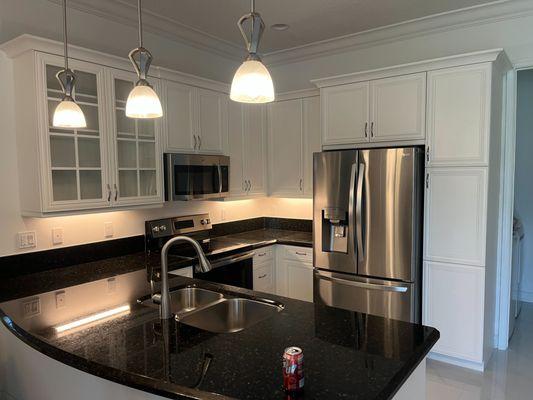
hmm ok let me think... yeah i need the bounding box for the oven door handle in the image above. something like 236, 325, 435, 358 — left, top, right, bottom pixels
209, 251, 255, 270
217, 164, 223, 193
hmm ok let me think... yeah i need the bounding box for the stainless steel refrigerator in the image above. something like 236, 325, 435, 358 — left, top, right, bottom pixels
313, 147, 423, 323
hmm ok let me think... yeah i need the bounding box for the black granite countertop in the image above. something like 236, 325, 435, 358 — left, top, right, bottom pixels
0, 270, 439, 400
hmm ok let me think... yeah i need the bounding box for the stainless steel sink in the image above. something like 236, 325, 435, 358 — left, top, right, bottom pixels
140, 287, 223, 315
178, 297, 283, 333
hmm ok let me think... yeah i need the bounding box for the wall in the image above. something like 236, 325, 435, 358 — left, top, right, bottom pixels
514, 69, 533, 302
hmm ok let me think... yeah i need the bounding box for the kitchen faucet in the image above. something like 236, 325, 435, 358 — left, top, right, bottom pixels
158, 236, 212, 320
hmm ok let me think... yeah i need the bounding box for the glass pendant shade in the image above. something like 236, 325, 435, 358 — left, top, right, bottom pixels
125, 83, 163, 118
230, 59, 275, 104
53, 98, 87, 128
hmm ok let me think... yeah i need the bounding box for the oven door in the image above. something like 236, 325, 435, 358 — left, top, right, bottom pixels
194, 251, 254, 290
165, 153, 229, 201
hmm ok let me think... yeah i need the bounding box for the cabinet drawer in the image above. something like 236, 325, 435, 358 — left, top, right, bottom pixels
282, 246, 313, 264
253, 263, 274, 293
254, 246, 274, 262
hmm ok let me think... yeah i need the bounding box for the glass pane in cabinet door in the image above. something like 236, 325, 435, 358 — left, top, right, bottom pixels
138, 142, 155, 168
115, 79, 133, 104
140, 170, 157, 196
79, 170, 102, 199
50, 136, 76, 168
116, 109, 135, 137
46, 65, 62, 92
137, 119, 155, 138
117, 140, 137, 168
79, 104, 99, 132
52, 170, 77, 201
119, 170, 138, 197
74, 70, 97, 102
78, 137, 101, 168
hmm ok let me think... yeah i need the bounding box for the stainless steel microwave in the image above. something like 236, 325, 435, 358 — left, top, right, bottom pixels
164, 153, 229, 201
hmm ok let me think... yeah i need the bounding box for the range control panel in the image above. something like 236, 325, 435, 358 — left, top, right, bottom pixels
146, 213, 212, 239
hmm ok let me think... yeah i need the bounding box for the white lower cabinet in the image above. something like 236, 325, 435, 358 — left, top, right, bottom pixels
275, 245, 314, 302
423, 261, 484, 363
253, 247, 275, 294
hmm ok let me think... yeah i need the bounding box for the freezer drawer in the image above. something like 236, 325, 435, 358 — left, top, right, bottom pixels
314, 270, 419, 323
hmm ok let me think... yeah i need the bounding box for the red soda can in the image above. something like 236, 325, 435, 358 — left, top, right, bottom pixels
283, 346, 304, 392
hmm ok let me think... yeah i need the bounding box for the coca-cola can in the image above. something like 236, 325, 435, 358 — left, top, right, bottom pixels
283, 346, 304, 392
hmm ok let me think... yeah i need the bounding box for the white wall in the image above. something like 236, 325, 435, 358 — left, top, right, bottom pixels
514, 69, 533, 303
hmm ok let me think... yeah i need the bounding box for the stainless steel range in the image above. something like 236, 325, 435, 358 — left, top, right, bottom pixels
145, 213, 254, 289
313, 147, 424, 323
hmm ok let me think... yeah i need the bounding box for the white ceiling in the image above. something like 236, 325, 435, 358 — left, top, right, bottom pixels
111, 0, 501, 53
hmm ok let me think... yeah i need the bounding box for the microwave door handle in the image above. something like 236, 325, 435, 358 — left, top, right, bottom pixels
348, 163, 357, 260
217, 164, 223, 193
316, 271, 408, 293
356, 162, 365, 263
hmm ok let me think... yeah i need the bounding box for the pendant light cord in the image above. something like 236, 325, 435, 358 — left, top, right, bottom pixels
251, 0, 255, 13
62, 0, 68, 70
137, 0, 143, 48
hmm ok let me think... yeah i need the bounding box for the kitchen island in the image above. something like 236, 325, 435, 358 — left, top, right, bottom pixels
0, 267, 438, 400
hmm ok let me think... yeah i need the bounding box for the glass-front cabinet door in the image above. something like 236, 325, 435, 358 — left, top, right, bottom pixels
109, 70, 163, 206
41, 54, 110, 211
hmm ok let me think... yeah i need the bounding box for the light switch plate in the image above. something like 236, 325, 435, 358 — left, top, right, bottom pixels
18, 231, 36, 249
22, 297, 40, 318
107, 277, 117, 293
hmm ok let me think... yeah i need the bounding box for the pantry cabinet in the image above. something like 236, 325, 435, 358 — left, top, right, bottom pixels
226, 102, 267, 197
163, 82, 226, 154
320, 73, 426, 147
12, 51, 163, 215
267, 96, 320, 198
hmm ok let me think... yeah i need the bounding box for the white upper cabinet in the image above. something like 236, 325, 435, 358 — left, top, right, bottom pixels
424, 167, 488, 266
243, 104, 267, 196
163, 81, 196, 152
370, 73, 426, 142
426, 64, 491, 166
162, 82, 226, 154
303, 96, 321, 197
108, 69, 163, 206
227, 101, 246, 196
268, 99, 304, 196
322, 82, 370, 146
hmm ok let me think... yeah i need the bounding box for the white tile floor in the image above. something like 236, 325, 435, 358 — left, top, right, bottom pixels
427, 302, 533, 400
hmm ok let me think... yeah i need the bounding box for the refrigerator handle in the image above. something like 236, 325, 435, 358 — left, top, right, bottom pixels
356, 162, 365, 263
315, 271, 408, 293
348, 163, 357, 258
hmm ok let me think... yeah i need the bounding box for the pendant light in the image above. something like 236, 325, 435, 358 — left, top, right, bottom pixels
53, 0, 86, 128
230, 0, 275, 104
125, 0, 163, 119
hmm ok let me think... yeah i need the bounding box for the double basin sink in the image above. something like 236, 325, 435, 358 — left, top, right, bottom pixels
140, 287, 284, 333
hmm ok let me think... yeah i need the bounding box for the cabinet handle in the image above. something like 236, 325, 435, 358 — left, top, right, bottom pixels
114, 184, 118, 201
257, 252, 267, 257
364, 122, 368, 138
193, 135, 197, 149
299, 178, 303, 191
258, 274, 267, 279
106, 184, 111, 202
370, 122, 374, 137
426, 172, 430, 189
198, 135, 202, 149
295, 251, 307, 256
247, 180, 251, 191
426, 146, 430, 163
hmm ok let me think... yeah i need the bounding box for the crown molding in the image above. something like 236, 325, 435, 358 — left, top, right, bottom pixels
45, 0, 244, 62
275, 88, 319, 102
312, 49, 505, 88
264, 0, 533, 67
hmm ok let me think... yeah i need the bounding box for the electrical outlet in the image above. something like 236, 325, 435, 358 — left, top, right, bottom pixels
221, 209, 226, 221
22, 297, 40, 318
52, 228, 63, 245
18, 231, 36, 249
107, 277, 117, 294
104, 222, 114, 238
55, 291, 66, 309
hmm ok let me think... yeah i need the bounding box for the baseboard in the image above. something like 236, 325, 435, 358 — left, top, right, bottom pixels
427, 352, 485, 372
518, 290, 533, 303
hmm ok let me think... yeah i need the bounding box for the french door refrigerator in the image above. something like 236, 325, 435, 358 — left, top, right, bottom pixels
313, 147, 424, 323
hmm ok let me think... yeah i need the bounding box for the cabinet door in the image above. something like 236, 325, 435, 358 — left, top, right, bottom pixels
109, 70, 163, 206
424, 168, 487, 266
286, 260, 314, 302
268, 99, 303, 196
370, 73, 426, 142
197, 88, 226, 154
243, 104, 267, 195
227, 101, 246, 196
423, 261, 484, 363
253, 260, 275, 294
163, 80, 195, 152
427, 64, 491, 166
303, 96, 321, 197
41, 55, 110, 211
321, 82, 369, 146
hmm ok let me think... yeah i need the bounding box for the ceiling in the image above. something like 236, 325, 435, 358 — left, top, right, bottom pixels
111, 0, 502, 54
